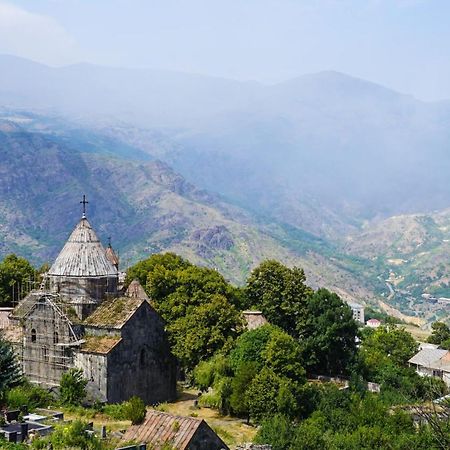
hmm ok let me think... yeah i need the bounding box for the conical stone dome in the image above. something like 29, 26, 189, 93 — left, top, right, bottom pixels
49, 218, 118, 277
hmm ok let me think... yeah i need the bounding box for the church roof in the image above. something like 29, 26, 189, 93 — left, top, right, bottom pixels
80, 335, 122, 354
105, 245, 119, 267
48, 218, 118, 278
125, 279, 150, 302
84, 295, 145, 329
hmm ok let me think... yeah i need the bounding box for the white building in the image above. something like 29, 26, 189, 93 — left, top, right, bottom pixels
347, 301, 365, 324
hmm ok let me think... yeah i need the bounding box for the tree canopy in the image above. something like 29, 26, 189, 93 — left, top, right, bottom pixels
0, 337, 22, 404
0, 254, 37, 306
126, 253, 244, 370
298, 288, 359, 375
246, 260, 312, 336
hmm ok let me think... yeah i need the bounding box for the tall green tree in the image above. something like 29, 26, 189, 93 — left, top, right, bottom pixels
361, 325, 418, 371
229, 324, 279, 371
427, 322, 450, 347
60, 368, 87, 406
298, 288, 358, 375
0, 254, 36, 305
0, 337, 22, 403
168, 294, 242, 370
246, 260, 313, 336
127, 254, 244, 370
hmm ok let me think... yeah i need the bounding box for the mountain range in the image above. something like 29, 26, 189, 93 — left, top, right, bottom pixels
1, 55, 450, 323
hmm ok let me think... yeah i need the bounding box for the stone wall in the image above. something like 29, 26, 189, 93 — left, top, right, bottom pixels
106, 303, 177, 404
74, 352, 108, 402
188, 421, 229, 450
21, 298, 75, 386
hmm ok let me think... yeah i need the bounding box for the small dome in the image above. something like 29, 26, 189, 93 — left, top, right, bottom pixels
49, 218, 118, 277
105, 245, 119, 268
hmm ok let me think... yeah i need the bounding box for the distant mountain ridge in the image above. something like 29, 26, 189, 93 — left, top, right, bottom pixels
2, 56, 450, 322
0, 113, 381, 311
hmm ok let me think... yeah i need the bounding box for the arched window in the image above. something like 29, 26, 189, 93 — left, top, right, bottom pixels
31, 329, 36, 343
42, 347, 48, 361
53, 331, 59, 344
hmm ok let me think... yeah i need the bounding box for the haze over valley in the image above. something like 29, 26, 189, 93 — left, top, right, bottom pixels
1, 54, 450, 323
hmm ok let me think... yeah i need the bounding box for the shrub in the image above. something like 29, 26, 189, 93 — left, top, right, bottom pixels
60, 368, 87, 406
123, 396, 146, 425
103, 402, 127, 420
7, 383, 51, 410
49, 419, 102, 449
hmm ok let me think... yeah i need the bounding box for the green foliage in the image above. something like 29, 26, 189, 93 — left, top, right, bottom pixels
254, 414, 293, 450
246, 368, 279, 421
193, 353, 231, 391
7, 383, 51, 410
122, 396, 146, 425
360, 325, 418, 379
0, 438, 27, 450
229, 362, 258, 418
0, 254, 37, 306
125, 252, 190, 288
45, 419, 102, 449
60, 368, 87, 406
0, 337, 22, 403
168, 294, 242, 370
229, 324, 279, 371
298, 288, 358, 375
126, 253, 244, 370
246, 260, 313, 336
263, 329, 306, 383
427, 321, 450, 346
254, 392, 448, 450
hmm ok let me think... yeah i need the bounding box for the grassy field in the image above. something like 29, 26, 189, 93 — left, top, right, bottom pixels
60, 388, 256, 449
401, 323, 431, 342
154, 389, 257, 448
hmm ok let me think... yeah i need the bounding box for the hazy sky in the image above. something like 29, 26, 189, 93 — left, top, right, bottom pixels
1, 0, 449, 101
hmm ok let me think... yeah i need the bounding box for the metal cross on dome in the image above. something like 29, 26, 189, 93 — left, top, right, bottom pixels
80, 194, 89, 218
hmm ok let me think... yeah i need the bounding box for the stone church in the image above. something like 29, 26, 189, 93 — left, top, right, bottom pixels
3, 205, 177, 404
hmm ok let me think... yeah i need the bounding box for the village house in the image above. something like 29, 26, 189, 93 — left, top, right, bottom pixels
408, 345, 450, 387
1, 199, 177, 404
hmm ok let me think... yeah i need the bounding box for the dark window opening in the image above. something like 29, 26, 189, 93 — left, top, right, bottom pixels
42, 347, 48, 361
31, 329, 36, 343
53, 331, 59, 344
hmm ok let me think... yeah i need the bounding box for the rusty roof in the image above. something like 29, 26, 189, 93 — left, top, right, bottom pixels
48, 218, 118, 278
122, 410, 226, 450
80, 335, 122, 354
84, 295, 144, 328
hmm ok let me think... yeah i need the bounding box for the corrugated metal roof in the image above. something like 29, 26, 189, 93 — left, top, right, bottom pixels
121, 410, 203, 450
48, 218, 118, 277
409, 348, 450, 371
